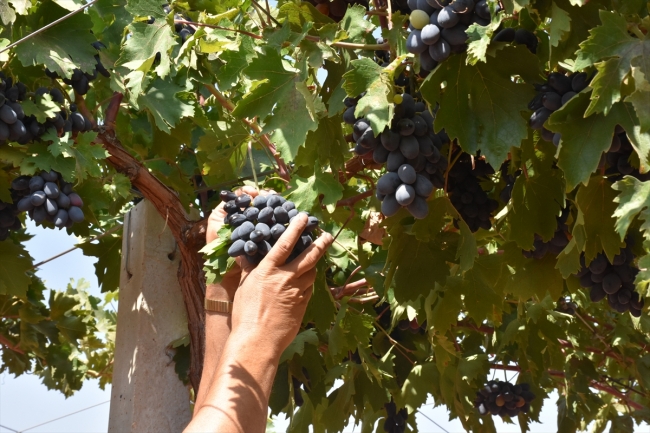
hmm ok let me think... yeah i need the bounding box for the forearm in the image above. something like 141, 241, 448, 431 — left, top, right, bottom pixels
194, 282, 237, 410
185, 329, 280, 433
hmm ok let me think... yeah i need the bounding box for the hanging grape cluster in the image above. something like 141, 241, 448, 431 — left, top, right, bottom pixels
474, 381, 535, 418
221, 191, 320, 265
528, 71, 591, 145
448, 152, 498, 232
604, 126, 650, 182
492, 27, 539, 53
406, 0, 493, 74
522, 209, 570, 259
1, 171, 86, 240
45, 41, 110, 95
383, 401, 408, 433
576, 247, 645, 316
345, 93, 446, 219
0, 73, 94, 145
555, 297, 578, 315
306, 0, 369, 21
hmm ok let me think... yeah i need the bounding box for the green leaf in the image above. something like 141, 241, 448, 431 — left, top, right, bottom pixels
286, 168, 343, 214
78, 232, 122, 293
339, 4, 374, 43
21, 94, 61, 123
342, 58, 394, 135
14, 2, 98, 77
575, 11, 650, 116
0, 239, 33, 297
232, 48, 298, 120
612, 176, 650, 241
421, 46, 539, 166
280, 329, 319, 363
216, 36, 256, 90
125, 0, 166, 19
138, 79, 195, 133
396, 363, 438, 412
117, 22, 176, 78
574, 176, 623, 262
625, 63, 650, 134
549, 1, 571, 47
263, 82, 322, 162
507, 160, 565, 250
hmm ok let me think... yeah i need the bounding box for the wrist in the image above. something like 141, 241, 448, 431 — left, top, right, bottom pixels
227, 327, 283, 362
206, 283, 235, 301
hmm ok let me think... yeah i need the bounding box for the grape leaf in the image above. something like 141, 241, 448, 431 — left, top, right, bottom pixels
14, 2, 98, 77
395, 363, 438, 412
138, 79, 195, 133
0, 0, 17, 25
549, 1, 571, 47
0, 239, 33, 297
503, 247, 564, 301
21, 94, 60, 123
625, 64, 650, 134
232, 48, 299, 121
285, 168, 343, 214
421, 46, 539, 166
263, 82, 322, 162
342, 58, 394, 136
339, 5, 374, 43
612, 176, 650, 241
216, 36, 256, 90
425, 284, 463, 333
117, 21, 176, 78
507, 156, 565, 250
575, 11, 650, 117
280, 329, 318, 364
78, 233, 121, 293
574, 175, 623, 263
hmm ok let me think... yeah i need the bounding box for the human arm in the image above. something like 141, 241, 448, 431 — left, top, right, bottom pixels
186, 213, 333, 433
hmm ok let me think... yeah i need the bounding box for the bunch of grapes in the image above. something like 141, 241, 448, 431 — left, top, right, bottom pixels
555, 297, 577, 315
221, 191, 320, 265
45, 42, 110, 95
498, 161, 520, 203
345, 93, 448, 219
522, 209, 570, 259
383, 401, 408, 433
604, 126, 650, 182
575, 248, 645, 316
406, 0, 493, 74
492, 27, 538, 53
528, 71, 591, 145
2, 171, 85, 237
397, 318, 426, 334
448, 152, 498, 232
0, 73, 94, 145
474, 381, 535, 417
307, 0, 369, 21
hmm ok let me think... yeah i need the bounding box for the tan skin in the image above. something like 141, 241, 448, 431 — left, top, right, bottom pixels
186, 188, 333, 433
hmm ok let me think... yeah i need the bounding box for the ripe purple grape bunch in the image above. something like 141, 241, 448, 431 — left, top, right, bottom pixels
406, 0, 494, 73
529, 71, 591, 145
345, 93, 448, 219
474, 380, 535, 418
2, 171, 85, 239
574, 247, 645, 317
383, 401, 408, 433
220, 191, 320, 265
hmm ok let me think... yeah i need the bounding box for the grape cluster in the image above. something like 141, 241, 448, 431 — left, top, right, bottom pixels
307, 0, 369, 21
474, 381, 535, 418
575, 248, 645, 316
528, 71, 591, 145
555, 297, 577, 315
522, 209, 569, 259
492, 27, 538, 53
397, 318, 426, 334
0, 74, 93, 145
406, 0, 493, 74
383, 401, 408, 433
221, 191, 320, 265
448, 152, 498, 232
345, 94, 448, 219
498, 161, 520, 203
1, 171, 85, 239
45, 42, 110, 95
604, 126, 650, 182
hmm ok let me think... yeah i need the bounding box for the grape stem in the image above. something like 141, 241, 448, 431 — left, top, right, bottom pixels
204, 84, 291, 181
0, 334, 25, 355
75, 94, 96, 128
251, 0, 280, 26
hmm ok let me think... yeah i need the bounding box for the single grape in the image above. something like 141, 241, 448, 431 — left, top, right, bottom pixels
228, 239, 246, 257
395, 184, 416, 206
410, 10, 431, 29
381, 194, 401, 217
68, 206, 85, 223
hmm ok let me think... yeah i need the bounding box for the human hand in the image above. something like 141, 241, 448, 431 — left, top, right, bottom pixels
206, 187, 263, 299
230, 213, 333, 356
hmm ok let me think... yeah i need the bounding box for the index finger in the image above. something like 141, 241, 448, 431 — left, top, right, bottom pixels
263, 213, 309, 266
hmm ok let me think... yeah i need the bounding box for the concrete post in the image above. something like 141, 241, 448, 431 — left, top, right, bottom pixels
108, 200, 192, 432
